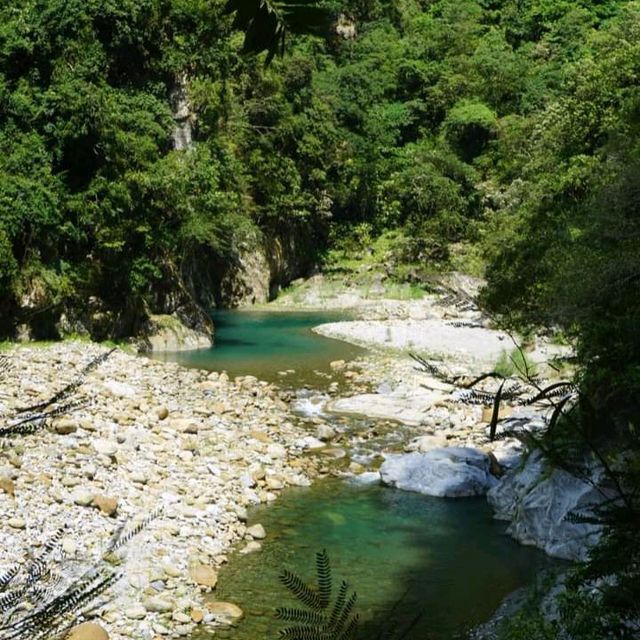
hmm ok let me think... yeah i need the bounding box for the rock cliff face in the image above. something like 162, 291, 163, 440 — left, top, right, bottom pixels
4, 224, 314, 351
213, 226, 317, 308
487, 450, 609, 561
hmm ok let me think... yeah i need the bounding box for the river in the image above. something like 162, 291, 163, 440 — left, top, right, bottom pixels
156, 310, 554, 640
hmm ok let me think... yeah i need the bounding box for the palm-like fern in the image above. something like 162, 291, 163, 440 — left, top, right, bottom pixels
0, 349, 114, 439
276, 550, 359, 640
0, 509, 161, 640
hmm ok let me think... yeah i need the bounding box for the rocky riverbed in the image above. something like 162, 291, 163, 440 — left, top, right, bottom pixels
0, 277, 598, 640
0, 343, 324, 640
280, 276, 604, 566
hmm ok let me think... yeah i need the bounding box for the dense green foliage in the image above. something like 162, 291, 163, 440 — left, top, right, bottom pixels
0, 0, 333, 337
1, 0, 639, 636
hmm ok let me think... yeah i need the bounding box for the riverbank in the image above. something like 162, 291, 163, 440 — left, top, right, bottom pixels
0, 342, 321, 639
275, 273, 567, 451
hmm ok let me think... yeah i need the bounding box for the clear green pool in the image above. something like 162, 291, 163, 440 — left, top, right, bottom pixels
200, 479, 554, 640
153, 309, 364, 385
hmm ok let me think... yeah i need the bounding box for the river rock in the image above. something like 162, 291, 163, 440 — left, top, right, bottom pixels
327, 390, 444, 426
316, 424, 337, 441
92, 438, 118, 457
0, 477, 15, 496
487, 450, 607, 560
489, 439, 525, 470
67, 622, 109, 640
125, 604, 147, 619
239, 541, 262, 554
143, 596, 174, 613
295, 436, 325, 450
405, 434, 448, 453
246, 524, 266, 539
190, 565, 218, 588
191, 608, 205, 623
379, 447, 498, 497
266, 443, 287, 459
72, 489, 94, 507
54, 418, 78, 434
8, 517, 26, 529
92, 495, 118, 517
102, 380, 136, 398
205, 601, 244, 622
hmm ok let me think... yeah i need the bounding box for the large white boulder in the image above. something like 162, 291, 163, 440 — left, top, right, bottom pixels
379, 447, 498, 497
487, 450, 606, 560
327, 390, 444, 426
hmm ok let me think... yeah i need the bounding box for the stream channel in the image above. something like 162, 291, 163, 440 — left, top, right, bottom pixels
156, 310, 554, 640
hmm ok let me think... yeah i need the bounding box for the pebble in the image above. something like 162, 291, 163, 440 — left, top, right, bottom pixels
67, 622, 110, 640
205, 601, 244, 622
71, 489, 94, 507
143, 596, 174, 613
92, 439, 118, 457
190, 565, 218, 588
245, 524, 266, 540
125, 605, 147, 620
8, 517, 26, 529
92, 495, 118, 517
239, 541, 262, 555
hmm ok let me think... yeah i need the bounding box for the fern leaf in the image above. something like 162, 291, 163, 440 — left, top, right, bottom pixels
331, 591, 357, 635
328, 581, 348, 629
315, 550, 331, 609
279, 626, 332, 640
337, 613, 359, 640
279, 570, 324, 612
0, 567, 19, 593
489, 381, 506, 442
276, 608, 327, 626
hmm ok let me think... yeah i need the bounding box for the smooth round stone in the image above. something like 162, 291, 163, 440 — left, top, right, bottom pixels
125, 605, 147, 620
205, 601, 244, 622
164, 565, 181, 578
143, 596, 174, 613
190, 565, 218, 588
245, 523, 266, 539
67, 622, 109, 640
239, 541, 262, 555
8, 517, 26, 529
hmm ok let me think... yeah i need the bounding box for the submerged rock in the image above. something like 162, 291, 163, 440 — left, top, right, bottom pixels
379, 447, 498, 497
205, 601, 244, 623
487, 450, 606, 560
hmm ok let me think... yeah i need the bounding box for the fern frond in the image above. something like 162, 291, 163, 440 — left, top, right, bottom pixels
276, 608, 327, 626
279, 626, 332, 640
331, 591, 357, 635
279, 570, 324, 612
0, 567, 19, 594
315, 550, 331, 609
337, 613, 359, 640
328, 581, 348, 629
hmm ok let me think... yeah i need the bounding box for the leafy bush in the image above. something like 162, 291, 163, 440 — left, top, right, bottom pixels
443, 100, 498, 162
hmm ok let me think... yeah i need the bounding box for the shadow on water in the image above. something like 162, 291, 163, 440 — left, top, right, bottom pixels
152, 309, 364, 386
193, 479, 558, 640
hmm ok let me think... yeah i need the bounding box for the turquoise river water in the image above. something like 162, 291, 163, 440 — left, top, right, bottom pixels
153, 309, 364, 385
165, 310, 554, 640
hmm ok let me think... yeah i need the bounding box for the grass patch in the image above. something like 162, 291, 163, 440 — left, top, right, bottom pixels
494, 348, 539, 378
